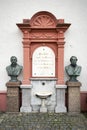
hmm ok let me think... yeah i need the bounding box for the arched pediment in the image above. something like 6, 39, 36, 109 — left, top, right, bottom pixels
30, 11, 57, 28
16, 11, 71, 84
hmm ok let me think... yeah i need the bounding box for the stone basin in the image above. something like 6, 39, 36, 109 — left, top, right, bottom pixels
36, 92, 52, 99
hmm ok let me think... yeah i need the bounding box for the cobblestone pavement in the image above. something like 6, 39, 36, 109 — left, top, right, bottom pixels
0, 112, 87, 130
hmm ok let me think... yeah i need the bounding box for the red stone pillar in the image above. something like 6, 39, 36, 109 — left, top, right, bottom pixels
22, 31, 31, 84
57, 31, 65, 84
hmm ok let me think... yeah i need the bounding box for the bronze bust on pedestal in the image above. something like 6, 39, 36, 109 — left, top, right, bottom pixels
65, 56, 82, 82
6, 56, 23, 82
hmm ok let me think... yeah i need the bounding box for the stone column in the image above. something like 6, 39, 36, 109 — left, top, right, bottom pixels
55, 85, 67, 113
22, 30, 31, 84
66, 81, 81, 113
20, 85, 32, 112
57, 44, 64, 84
6, 81, 21, 112
56, 30, 65, 85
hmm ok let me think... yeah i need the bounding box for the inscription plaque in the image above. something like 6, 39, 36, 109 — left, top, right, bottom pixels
32, 46, 55, 77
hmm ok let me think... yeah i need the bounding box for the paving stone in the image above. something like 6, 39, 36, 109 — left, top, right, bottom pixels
0, 113, 87, 129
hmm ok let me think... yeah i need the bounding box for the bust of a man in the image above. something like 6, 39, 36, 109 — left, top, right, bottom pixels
65, 56, 82, 82
6, 56, 23, 82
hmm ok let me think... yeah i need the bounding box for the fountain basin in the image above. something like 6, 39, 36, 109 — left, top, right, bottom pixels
36, 92, 52, 112
36, 92, 52, 99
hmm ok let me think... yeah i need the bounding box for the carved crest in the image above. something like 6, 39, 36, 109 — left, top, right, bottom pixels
31, 15, 56, 28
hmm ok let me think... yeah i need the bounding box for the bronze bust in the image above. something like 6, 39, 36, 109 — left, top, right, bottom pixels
6, 56, 23, 82
65, 56, 82, 82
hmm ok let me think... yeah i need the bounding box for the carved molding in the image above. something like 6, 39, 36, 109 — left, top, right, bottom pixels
30, 32, 57, 39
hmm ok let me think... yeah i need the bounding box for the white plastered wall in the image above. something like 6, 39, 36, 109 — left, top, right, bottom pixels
0, 0, 87, 91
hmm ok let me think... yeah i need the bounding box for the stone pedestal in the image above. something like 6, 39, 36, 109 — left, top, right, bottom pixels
55, 85, 67, 113
40, 98, 47, 112
6, 81, 21, 112
66, 81, 81, 113
20, 85, 32, 112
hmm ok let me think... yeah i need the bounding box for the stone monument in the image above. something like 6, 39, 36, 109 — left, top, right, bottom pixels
17, 11, 71, 113
6, 56, 22, 112
65, 56, 82, 113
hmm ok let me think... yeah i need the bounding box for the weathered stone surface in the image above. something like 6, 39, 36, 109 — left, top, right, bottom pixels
20, 84, 32, 112
66, 81, 82, 87
55, 85, 67, 113
6, 81, 21, 112
66, 81, 81, 113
